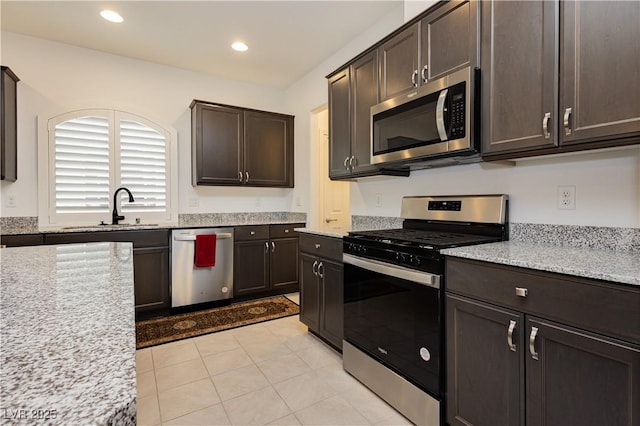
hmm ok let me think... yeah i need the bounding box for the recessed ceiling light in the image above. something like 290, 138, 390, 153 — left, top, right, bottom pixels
100, 10, 124, 23
231, 41, 248, 52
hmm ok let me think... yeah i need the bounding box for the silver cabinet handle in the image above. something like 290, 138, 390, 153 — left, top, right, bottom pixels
238, 171, 243, 182
317, 262, 324, 279
264, 241, 269, 253
312, 260, 318, 276
421, 65, 428, 83
271, 241, 275, 252
344, 156, 350, 171
250, 231, 256, 235
563, 107, 572, 136
411, 69, 418, 87
314, 243, 321, 249
515, 287, 528, 298
325, 218, 338, 223
507, 320, 517, 352
543, 112, 551, 139
349, 156, 356, 170
245, 171, 250, 182
529, 326, 539, 360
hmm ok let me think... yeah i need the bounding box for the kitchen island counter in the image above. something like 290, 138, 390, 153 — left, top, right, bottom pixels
0, 242, 136, 425
442, 241, 640, 286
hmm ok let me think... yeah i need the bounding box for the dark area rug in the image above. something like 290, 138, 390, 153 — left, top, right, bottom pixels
136, 296, 299, 349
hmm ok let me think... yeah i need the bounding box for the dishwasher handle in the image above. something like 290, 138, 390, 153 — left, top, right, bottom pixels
174, 233, 233, 241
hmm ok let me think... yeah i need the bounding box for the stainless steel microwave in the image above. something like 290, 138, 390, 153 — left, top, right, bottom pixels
371, 67, 478, 166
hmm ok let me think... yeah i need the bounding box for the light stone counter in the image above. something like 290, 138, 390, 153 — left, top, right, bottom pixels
0, 242, 136, 425
442, 241, 640, 286
295, 227, 348, 239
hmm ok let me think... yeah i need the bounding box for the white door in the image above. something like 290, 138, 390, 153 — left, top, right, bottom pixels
317, 109, 350, 232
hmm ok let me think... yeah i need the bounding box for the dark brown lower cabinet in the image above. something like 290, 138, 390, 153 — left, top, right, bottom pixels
299, 233, 343, 350
43, 230, 170, 318
446, 294, 524, 426
234, 239, 270, 296
1, 233, 43, 247
233, 224, 303, 298
445, 258, 640, 426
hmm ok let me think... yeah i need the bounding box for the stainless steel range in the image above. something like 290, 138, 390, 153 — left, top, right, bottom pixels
342, 194, 509, 425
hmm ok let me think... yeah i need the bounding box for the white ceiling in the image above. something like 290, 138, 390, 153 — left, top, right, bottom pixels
1, 1, 402, 89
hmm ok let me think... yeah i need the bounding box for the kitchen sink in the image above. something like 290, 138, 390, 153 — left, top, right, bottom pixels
61, 224, 159, 231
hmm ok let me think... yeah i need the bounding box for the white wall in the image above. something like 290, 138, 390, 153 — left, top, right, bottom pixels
0, 31, 293, 218
403, 0, 439, 22
351, 147, 640, 227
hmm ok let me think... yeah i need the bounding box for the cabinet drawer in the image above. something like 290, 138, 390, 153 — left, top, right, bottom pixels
270, 223, 304, 239
1, 233, 43, 247
234, 225, 269, 241
44, 229, 169, 248
299, 234, 343, 262
446, 257, 640, 345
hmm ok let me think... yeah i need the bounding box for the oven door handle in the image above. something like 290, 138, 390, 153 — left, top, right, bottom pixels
343, 253, 441, 289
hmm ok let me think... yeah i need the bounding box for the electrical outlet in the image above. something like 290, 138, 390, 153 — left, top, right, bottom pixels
375, 193, 382, 208
295, 196, 301, 207
557, 185, 576, 210
188, 197, 199, 207
6, 195, 16, 208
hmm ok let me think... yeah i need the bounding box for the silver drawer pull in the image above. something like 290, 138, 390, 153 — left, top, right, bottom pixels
250, 231, 256, 235
507, 320, 517, 352
284, 229, 289, 233
515, 287, 528, 298
315, 243, 321, 249
312, 260, 318, 276
529, 326, 539, 360
317, 262, 324, 279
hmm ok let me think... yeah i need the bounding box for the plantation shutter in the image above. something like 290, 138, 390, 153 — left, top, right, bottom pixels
119, 118, 167, 213
54, 116, 110, 214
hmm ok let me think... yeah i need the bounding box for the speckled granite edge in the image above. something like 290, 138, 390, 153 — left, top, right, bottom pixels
351, 215, 403, 231
0, 216, 38, 235
178, 212, 307, 227
510, 223, 640, 253
442, 241, 640, 286
295, 227, 347, 239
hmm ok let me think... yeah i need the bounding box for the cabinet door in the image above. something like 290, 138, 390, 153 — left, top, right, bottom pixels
244, 111, 293, 187
526, 317, 640, 426
420, 0, 478, 83
233, 240, 269, 296
560, 1, 640, 146
192, 103, 243, 185
133, 247, 170, 314
350, 50, 379, 176
270, 237, 299, 289
1, 66, 19, 182
481, 0, 558, 155
319, 259, 343, 350
299, 253, 320, 331
378, 23, 420, 101
446, 294, 524, 426
328, 68, 352, 179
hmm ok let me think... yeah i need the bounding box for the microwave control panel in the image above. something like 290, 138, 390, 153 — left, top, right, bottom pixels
448, 82, 466, 140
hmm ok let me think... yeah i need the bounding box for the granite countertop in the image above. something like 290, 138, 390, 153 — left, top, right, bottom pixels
442, 241, 640, 286
295, 227, 348, 239
0, 242, 137, 425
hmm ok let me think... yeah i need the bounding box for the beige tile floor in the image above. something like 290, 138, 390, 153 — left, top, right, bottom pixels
135, 301, 412, 425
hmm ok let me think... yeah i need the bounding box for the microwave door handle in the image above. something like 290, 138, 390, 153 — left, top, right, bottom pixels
435, 88, 449, 141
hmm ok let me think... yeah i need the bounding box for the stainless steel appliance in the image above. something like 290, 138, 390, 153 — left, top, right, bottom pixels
171, 228, 233, 307
371, 67, 479, 167
343, 195, 508, 425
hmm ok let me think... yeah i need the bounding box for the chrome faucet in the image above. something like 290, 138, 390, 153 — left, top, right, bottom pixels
112, 187, 135, 225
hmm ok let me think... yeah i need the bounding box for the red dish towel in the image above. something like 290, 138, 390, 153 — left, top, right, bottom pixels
194, 234, 216, 267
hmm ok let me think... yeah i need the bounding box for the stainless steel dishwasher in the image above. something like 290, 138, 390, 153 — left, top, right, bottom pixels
171, 227, 233, 307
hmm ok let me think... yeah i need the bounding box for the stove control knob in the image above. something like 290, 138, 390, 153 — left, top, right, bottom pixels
414, 257, 421, 266
395, 252, 400, 261
361, 247, 367, 255
399, 253, 407, 262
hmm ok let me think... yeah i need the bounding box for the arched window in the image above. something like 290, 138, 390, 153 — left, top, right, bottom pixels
42, 109, 175, 227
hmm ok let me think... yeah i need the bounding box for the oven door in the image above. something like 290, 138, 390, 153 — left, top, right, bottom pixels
343, 253, 442, 397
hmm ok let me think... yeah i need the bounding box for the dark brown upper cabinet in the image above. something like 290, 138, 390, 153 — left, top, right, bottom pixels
378, 0, 479, 102
191, 100, 294, 187
328, 50, 409, 180
482, 0, 640, 159
1, 66, 19, 182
